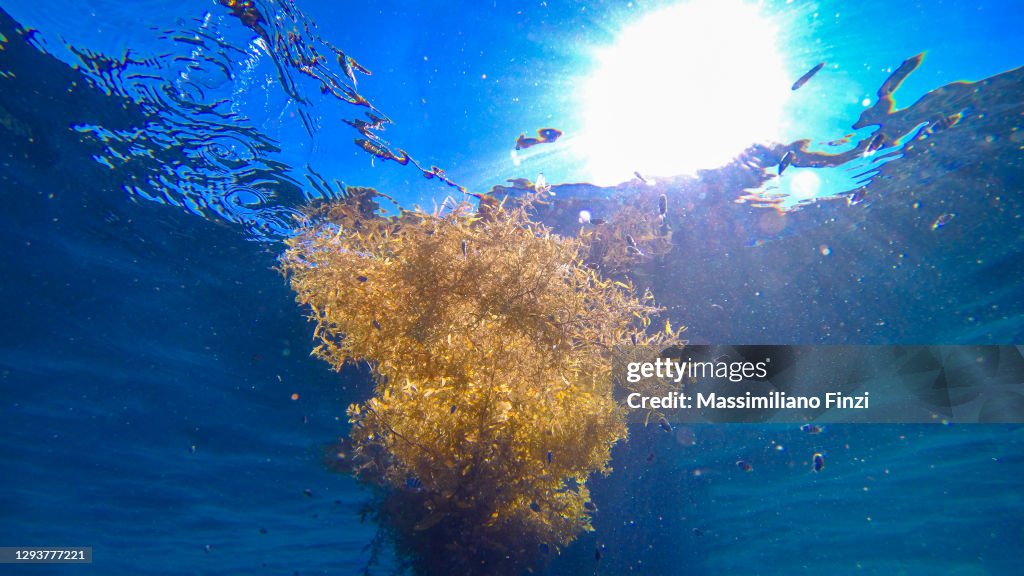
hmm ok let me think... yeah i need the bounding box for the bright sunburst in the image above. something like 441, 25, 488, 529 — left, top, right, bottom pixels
575, 0, 792, 185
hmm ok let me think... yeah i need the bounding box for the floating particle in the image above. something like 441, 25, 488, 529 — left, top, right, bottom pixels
538, 543, 550, 555
578, 210, 592, 224
291, 393, 300, 401
812, 452, 825, 472
792, 62, 825, 91
931, 213, 956, 230
820, 245, 831, 256
736, 459, 754, 472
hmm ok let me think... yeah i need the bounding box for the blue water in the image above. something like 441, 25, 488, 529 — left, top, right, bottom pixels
2, 0, 1024, 574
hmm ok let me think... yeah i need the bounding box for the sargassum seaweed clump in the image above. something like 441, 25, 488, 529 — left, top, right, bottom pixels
281, 190, 679, 573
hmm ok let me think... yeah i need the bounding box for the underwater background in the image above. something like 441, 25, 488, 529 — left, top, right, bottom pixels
1, 0, 1023, 574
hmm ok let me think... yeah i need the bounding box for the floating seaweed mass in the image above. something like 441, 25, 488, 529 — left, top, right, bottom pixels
281, 188, 679, 574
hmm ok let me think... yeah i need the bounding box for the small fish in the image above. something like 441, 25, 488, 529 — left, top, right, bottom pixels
800, 423, 824, 434
847, 188, 867, 206
507, 177, 533, 189
634, 171, 648, 183
692, 527, 704, 537
812, 452, 825, 472
778, 151, 794, 175
658, 417, 673, 433
646, 452, 656, 463
583, 501, 597, 512
534, 173, 551, 195
792, 62, 825, 91
515, 128, 563, 150
405, 477, 423, 490
625, 234, 638, 248
931, 213, 956, 231
538, 127, 563, 141
658, 194, 668, 218
461, 239, 468, 259
450, 404, 457, 414
356, 275, 368, 282
736, 459, 754, 472
866, 132, 886, 153
530, 501, 541, 513
538, 543, 551, 555
713, 354, 730, 363
303, 488, 314, 497
547, 451, 553, 464
827, 134, 853, 146
590, 218, 607, 225
595, 544, 605, 562
372, 319, 381, 330
338, 52, 357, 88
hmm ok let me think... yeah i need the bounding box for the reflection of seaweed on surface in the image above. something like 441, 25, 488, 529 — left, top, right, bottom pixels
283, 189, 679, 575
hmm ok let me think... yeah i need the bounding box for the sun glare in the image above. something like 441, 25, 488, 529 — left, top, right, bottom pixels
576, 0, 792, 185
